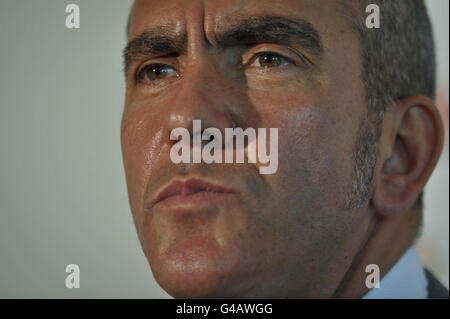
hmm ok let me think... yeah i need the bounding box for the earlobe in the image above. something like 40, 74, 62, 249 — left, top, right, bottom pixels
372, 95, 444, 217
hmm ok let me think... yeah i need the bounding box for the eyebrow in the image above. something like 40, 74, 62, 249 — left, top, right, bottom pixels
123, 26, 187, 74
216, 16, 323, 58
123, 16, 323, 75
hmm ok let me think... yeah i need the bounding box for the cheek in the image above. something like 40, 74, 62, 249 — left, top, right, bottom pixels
121, 111, 163, 217
248, 87, 323, 177
248, 87, 354, 211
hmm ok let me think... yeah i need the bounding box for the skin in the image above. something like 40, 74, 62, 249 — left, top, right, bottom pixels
121, 0, 444, 298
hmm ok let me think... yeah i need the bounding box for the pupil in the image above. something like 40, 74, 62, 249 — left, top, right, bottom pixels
147, 64, 168, 80
261, 53, 280, 67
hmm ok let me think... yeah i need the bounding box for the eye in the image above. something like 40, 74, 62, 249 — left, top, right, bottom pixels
138, 63, 179, 82
251, 52, 294, 68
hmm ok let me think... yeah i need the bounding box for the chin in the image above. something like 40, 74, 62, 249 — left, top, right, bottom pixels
148, 235, 247, 298
154, 266, 227, 299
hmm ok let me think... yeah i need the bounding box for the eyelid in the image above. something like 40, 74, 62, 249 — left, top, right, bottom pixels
248, 52, 295, 68
243, 44, 312, 68
135, 61, 180, 83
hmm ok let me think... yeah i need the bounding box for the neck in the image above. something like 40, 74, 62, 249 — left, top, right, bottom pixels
333, 208, 421, 298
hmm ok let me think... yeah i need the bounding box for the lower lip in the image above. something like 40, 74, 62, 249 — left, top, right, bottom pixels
153, 191, 236, 209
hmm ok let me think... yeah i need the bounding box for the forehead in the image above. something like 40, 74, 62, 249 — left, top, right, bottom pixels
129, 0, 346, 38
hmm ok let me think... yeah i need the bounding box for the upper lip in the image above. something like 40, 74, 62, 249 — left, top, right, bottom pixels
150, 177, 237, 208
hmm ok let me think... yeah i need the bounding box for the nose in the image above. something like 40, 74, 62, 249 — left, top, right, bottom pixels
164, 59, 237, 147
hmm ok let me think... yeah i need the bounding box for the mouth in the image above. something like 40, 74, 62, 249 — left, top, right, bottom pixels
150, 177, 238, 210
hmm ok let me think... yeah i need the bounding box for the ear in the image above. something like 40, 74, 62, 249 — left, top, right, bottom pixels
372, 95, 444, 216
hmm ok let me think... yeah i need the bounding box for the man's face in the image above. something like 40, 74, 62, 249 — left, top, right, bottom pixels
121, 0, 374, 298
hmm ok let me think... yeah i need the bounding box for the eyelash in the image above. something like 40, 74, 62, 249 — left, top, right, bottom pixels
135, 51, 303, 84
248, 51, 296, 68
136, 63, 179, 84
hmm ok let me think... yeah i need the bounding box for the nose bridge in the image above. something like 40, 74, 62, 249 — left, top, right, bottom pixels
165, 58, 234, 138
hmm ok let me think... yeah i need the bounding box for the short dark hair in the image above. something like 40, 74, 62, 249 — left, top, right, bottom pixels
349, 0, 436, 116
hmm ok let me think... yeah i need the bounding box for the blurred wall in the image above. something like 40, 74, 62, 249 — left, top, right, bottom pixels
0, 0, 448, 298
418, 0, 449, 289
